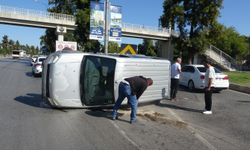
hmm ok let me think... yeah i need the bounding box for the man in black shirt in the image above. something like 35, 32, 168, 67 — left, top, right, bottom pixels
112, 76, 153, 124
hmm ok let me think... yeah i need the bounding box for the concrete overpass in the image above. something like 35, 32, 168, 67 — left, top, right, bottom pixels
0, 5, 177, 60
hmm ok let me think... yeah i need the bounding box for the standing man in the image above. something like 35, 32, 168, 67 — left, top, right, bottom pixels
170, 57, 182, 101
203, 60, 216, 115
112, 76, 153, 124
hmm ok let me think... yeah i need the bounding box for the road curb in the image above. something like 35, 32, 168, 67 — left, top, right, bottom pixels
229, 84, 250, 94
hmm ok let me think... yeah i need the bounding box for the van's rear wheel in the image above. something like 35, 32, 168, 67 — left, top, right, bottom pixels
188, 80, 195, 91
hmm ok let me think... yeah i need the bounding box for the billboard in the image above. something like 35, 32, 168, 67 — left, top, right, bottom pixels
89, 2, 105, 41
109, 5, 122, 42
56, 41, 77, 51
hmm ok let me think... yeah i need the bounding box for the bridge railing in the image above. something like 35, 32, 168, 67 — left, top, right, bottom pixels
205, 45, 239, 70
0, 5, 179, 38
0, 5, 75, 24
122, 23, 173, 36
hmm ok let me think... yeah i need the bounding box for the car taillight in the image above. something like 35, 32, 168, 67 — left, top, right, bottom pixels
200, 75, 205, 80
223, 76, 229, 80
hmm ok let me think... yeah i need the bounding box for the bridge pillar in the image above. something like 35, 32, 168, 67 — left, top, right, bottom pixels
56, 26, 67, 41
158, 40, 174, 62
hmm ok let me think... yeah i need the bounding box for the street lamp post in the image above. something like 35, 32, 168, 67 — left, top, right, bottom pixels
104, 0, 109, 54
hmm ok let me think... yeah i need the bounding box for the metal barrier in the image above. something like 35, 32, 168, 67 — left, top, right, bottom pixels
206, 45, 239, 71
0, 5, 75, 25
0, 5, 179, 39
122, 23, 169, 35
0, 5, 179, 40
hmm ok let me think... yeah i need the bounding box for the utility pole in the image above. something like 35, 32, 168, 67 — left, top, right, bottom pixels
104, 0, 109, 54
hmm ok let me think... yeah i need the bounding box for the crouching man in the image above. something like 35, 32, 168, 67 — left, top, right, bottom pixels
112, 76, 153, 124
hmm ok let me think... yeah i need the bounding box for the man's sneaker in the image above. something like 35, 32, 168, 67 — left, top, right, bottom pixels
112, 110, 118, 120
130, 120, 136, 124
112, 115, 118, 120
203, 110, 212, 115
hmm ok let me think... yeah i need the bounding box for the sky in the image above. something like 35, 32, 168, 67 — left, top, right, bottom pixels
0, 0, 249, 48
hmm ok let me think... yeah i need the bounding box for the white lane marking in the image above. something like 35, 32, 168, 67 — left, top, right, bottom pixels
110, 120, 140, 149
167, 109, 217, 150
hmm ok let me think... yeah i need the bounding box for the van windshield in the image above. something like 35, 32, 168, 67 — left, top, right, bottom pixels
80, 56, 116, 106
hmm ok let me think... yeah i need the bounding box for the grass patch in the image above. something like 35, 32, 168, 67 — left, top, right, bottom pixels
224, 71, 250, 87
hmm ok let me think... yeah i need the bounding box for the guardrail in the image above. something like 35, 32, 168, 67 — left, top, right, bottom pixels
122, 23, 170, 35
0, 5, 75, 25
0, 5, 179, 39
206, 45, 239, 71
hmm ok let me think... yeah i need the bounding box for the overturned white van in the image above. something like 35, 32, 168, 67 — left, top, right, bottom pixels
42, 52, 171, 108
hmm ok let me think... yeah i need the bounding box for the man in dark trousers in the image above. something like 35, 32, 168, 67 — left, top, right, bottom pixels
203, 60, 216, 115
112, 76, 153, 124
170, 57, 182, 100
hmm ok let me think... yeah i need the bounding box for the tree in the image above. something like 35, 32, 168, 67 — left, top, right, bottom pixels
15, 40, 20, 50
8, 40, 15, 50
40, 29, 57, 53
2, 35, 9, 55
2, 35, 9, 50
41, 0, 101, 53
209, 23, 249, 60
138, 39, 157, 56
161, 0, 223, 63
108, 42, 120, 53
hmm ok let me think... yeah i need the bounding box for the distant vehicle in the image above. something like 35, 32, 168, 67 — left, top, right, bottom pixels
42, 52, 171, 108
179, 64, 229, 91
32, 56, 46, 77
30, 55, 38, 66
12, 50, 26, 59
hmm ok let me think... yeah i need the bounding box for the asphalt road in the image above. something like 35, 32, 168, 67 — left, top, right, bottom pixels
0, 57, 249, 150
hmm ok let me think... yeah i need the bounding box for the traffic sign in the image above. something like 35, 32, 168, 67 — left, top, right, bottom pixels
119, 44, 137, 55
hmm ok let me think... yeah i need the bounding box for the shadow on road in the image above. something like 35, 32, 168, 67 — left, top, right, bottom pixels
14, 93, 51, 109
26, 72, 33, 77
237, 100, 250, 103
156, 100, 202, 113
178, 85, 204, 93
179, 85, 222, 94
85, 108, 130, 124
0, 58, 30, 65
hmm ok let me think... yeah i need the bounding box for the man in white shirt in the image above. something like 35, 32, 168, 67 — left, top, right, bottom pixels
203, 60, 216, 115
170, 57, 182, 101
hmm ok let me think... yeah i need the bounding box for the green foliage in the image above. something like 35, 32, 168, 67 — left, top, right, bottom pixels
40, 29, 57, 53
42, 0, 101, 53
108, 42, 120, 54
138, 39, 157, 56
209, 23, 249, 60
161, 0, 223, 63
0, 35, 39, 56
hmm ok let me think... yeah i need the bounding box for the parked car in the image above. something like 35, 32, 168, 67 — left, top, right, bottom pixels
32, 56, 46, 77
179, 64, 229, 91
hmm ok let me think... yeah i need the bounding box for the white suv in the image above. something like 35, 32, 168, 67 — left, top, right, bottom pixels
32, 56, 46, 77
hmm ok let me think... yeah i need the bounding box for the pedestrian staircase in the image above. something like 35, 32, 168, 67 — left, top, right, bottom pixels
204, 45, 238, 71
